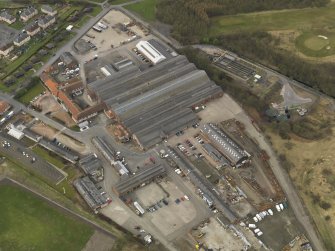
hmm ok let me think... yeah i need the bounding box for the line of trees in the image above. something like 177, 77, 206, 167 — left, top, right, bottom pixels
156, 0, 330, 43
155, 0, 335, 97
206, 32, 335, 97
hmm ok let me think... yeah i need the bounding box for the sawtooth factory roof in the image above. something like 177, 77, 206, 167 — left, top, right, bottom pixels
89, 55, 223, 149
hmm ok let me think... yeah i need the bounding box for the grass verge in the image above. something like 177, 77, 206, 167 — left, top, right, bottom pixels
125, 0, 157, 21
0, 184, 94, 251
18, 82, 45, 105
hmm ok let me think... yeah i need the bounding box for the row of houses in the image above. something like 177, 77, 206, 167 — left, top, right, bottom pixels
0, 15, 56, 56
0, 5, 57, 24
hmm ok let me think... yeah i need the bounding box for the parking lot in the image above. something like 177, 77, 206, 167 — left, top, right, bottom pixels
144, 180, 198, 237
75, 9, 148, 63
134, 183, 167, 208
0, 133, 66, 184
250, 206, 303, 250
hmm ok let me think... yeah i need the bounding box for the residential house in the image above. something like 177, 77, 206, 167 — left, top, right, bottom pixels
0, 11, 16, 24
41, 5, 57, 16
26, 21, 40, 36
20, 7, 38, 22
13, 33, 31, 47
38, 15, 55, 29
0, 43, 14, 56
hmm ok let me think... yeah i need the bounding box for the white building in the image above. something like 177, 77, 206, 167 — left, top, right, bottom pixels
136, 40, 166, 65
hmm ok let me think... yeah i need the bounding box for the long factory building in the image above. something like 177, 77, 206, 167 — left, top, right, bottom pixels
201, 123, 249, 167
89, 54, 223, 149
113, 164, 166, 196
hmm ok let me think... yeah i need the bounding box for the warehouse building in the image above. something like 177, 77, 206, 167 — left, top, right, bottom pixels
201, 123, 249, 167
136, 40, 166, 65
202, 143, 229, 168
89, 55, 223, 149
79, 154, 104, 183
91, 136, 116, 165
74, 176, 111, 212
113, 164, 166, 196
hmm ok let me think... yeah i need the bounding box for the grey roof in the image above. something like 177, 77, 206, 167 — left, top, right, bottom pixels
60, 51, 76, 65
40, 139, 79, 163
201, 123, 249, 166
38, 15, 55, 26
41, 5, 55, 13
202, 143, 229, 167
79, 154, 102, 174
26, 21, 39, 32
14, 33, 29, 43
89, 55, 222, 149
114, 164, 166, 195
74, 176, 109, 210
92, 137, 116, 164
0, 11, 15, 21
21, 7, 37, 18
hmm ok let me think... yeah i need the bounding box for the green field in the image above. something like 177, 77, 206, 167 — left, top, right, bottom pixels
18, 82, 45, 105
210, 5, 335, 35
125, 0, 157, 21
110, 0, 134, 4
295, 32, 335, 57
0, 184, 93, 251
209, 4, 335, 57
32, 145, 65, 169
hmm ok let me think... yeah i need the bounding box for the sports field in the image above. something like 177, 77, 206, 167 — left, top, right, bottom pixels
125, 0, 157, 21
0, 184, 94, 251
209, 4, 335, 57
295, 32, 335, 57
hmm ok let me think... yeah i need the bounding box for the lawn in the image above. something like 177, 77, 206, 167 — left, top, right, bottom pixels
125, 0, 157, 21
110, 0, 134, 4
18, 82, 45, 105
209, 4, 335, 36
1, 5, 79, 82
295, 31, 335, 57
75, 15, 91, 28
0, 184, 93, 251
32, 145, 65, 169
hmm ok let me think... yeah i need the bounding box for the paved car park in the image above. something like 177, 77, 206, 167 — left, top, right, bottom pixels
0, 133, 66, 184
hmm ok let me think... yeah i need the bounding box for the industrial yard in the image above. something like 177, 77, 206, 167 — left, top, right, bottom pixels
0, 4, 318, 251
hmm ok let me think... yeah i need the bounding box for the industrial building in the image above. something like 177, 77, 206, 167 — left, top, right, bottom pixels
114, 161, 129, 176
79, 154, 104, 183
113, 164, 166, 196
136, 40, 166, 65
201, 123, 249, 167
74, 176, 111, 212
40, 72, 105, 123
89, 55, 223, 149
91, 136, 116, 165
202, 143, 229, 167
